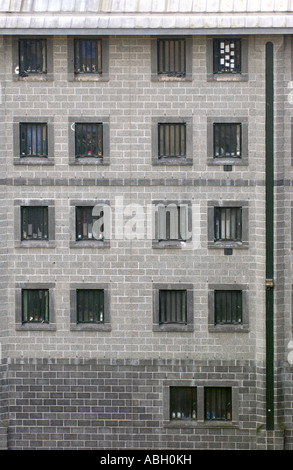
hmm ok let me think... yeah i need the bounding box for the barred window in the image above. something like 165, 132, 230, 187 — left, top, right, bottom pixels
22, 289, 49, 323
76, 206, 104, 241
159, 290, 187, 324
77, 289, 104, 323
157, 204, 188, 242
214, 290, 242, 325
75, 123, 103, 158
213, 39, 241, 74
157, 39, 186, 77
21, 206, 48, 241
20, 123, 48, 157
205, 387, 232, 421
158, 123, 186, 158
214, 207, 242, 242
19, 38, 47, 75
74, 38, 102, 74
170, 387, 197, 420
214, 123, 241, 158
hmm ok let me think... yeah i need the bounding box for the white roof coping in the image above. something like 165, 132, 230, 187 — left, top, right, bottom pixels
0, 0, 292, 34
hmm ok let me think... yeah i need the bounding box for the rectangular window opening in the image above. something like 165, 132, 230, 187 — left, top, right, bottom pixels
214, 207, 242, 242
74, 38, 102, 74
159, 290, 187, 324
170, 387, 197, 420
157, 204, 188, 242
214, 290, 243, 325
213, 123, 242, 158
158, 123, 186, 158
20, 123, 48, 157
76, 289, 104, 324
19, 38, 47, 76
75, 123, 103, 158
157, 38, 186, 77
22, 289, 49, 323
75, 206, 104, 241
205, 387, 232, 421
213, 39, 241, 74
21, 206, 48, 241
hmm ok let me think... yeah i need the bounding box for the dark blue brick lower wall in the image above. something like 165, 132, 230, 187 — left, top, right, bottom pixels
0, 358, 287, 450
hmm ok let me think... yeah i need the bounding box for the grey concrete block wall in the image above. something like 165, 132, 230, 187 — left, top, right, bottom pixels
0, 34, 291, 449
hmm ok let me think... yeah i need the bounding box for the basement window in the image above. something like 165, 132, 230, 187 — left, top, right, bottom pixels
170, 387, 197, 420
204, 387, 232, 421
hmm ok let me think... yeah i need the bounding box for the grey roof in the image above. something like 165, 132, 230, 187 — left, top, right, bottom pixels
0, 0, 293, 34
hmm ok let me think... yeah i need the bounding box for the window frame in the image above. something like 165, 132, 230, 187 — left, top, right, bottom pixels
21, 288, 50, 324
163, 381, 239, 428
21, 205, 49, 242
207, 117, 248, 167
152, 200, 192, 248
208, 201, 249, 250
12, 36, 53, 81
153, 283, 194, 332
74, 38, 103, 75
19, 38, 47, 76
69, 200, 110, 248
15, 283, 56, 331
67, 37, 109, 82
208, 283, 249, 332
204, 387, 232, 422
151, 36, 192, 82
152, 117, 193, 166
13, 116, 54, 165
74, 122, 103, 158
68, 116, 110, 166
14, 200, 55, 248
170, 386, 197, 421
157, 38, 186, 78
213, 38, 241, 75
206, 36, 248, 82
70, 283, 111, 331
19, 122, 48, 158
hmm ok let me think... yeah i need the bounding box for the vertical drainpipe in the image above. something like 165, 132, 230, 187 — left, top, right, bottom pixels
265, 41, 274, 431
